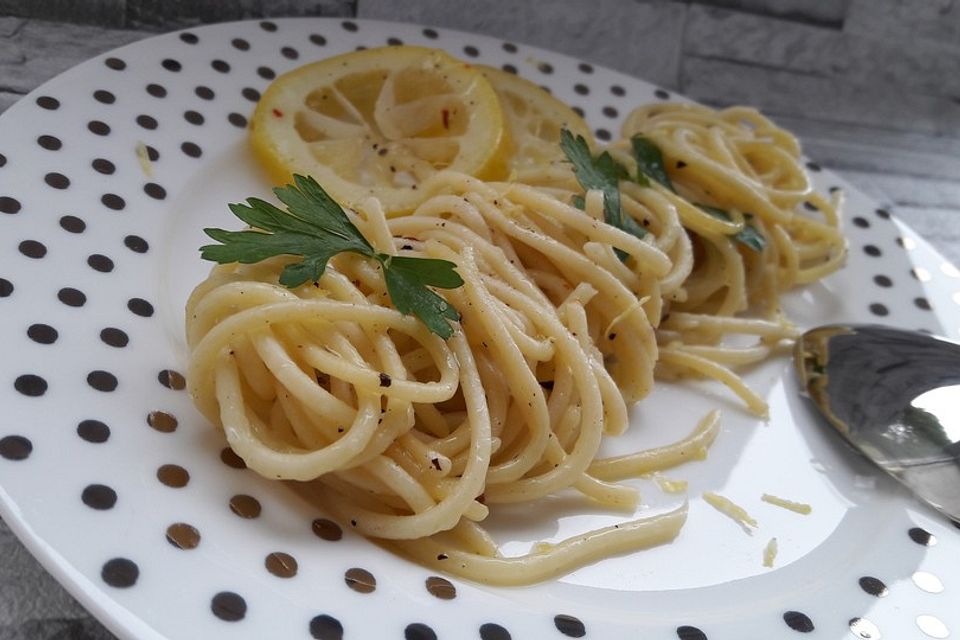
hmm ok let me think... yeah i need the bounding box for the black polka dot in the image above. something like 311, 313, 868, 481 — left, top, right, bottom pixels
463, 45, 479, 57
344, 567, 376, 593
211, 592, 246, 622
148, 411, 178, 433
231, 37, 250, 51
602, 106, 618, 118
554, 615, 585, 638
914, 297, 931, 310
158, 369, 186, 390
908, 526, 936, 546
211, 59, 230, 73
572, 106, 585, 118
44, 172, 70, 189
0, 152, 6, 167
221, 448, 247, 470
184, 110, 204, 125
863, 245, 881, 257
479, 623, 511, 640
88, 254, 114, 272
37, 135, 62, 151
100, 327, 129, 347
101, 558, 138, 588
595, 128, 611, 141
869, 303, 889, 317
92, 158, 116, 175
654, 88, 670, 100
124, 235, 149, 253
82, 484, 117, 509
281, 46, 299, 59
181, 142, 202, 158
162, 58, 182, 72
36, 96, 60, 109
146, 83, 167, 98
144, 145, 159, 161
19, 240, 47, 259
101, 194, 126, 210
404, 623, 436, 640
501, 64, 517, 74
852, 216, 869, 228
179, 32, 199, 44
312, 518, 343, 541
873, 275, 892, 287
260, 21, 277, 32
677, 626, 707, 640
87, 370, 118, 392
424, 576, 456, 600
58, 288, 86, 307
104, 58, 126, 71
310, 615, 344, 640
502, 42, 517, 53
858, 576, 888, 597
14, 374, 47, 396
228, 113, 248, 128
27, 324, 58, 344
422, 27, 438, 39
258, 65, 276, 79
242, 87, 261, 102
88, 120, 111, 136
805, 161, 821, 172
136, 114, 158, 130
0, 278, 12, 297
0, 435, 32, 461
875, 208, 891, 219
387, 37, 403, 46
59, 215, 85, 233
93, 89, 115, 104
1, 197, 22, 214
611, 84, 626, 96
537, 61, 553, 74
574, 83, 589, 95
195, 86, 215, 100
144, 183, 166, 200
783, 611, 814, 633
128, 298, 154, 317
77, 420, 110, 443
342, 20, 358, 32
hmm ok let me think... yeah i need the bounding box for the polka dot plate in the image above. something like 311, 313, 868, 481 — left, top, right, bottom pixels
1, 18, 959, 640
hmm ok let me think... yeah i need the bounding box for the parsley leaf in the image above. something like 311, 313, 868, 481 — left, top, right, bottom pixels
560, 129, 646, 251
382, 256, 462, 338
201, 174, 464, 339
630, 135, 674, 191
698, 204, 767, 252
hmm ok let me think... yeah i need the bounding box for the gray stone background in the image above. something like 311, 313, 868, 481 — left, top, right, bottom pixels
1, 0, 959, 638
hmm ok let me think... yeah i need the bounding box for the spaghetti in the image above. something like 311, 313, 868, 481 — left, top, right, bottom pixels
186, 100, 845, 585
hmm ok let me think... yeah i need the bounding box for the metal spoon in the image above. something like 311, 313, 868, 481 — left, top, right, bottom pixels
795, 324, 960, 522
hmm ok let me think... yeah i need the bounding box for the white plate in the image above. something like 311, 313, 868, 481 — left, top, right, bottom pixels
1, 17, 959, 640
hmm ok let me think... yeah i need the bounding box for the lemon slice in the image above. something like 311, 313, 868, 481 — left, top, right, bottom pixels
478, 65, 594, 173
251, 46, 506, 214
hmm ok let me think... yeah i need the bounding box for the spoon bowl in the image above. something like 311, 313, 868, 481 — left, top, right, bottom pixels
795, 324, 960, 522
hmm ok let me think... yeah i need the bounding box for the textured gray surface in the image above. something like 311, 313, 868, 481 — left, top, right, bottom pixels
360, 0, 688, 89
1, 1, 959, 638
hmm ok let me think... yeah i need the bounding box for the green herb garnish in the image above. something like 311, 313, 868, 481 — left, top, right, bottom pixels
560, 129, 647, 258
698, 204, 767, 253
201, 174, 464, 339
630, 135, 674, 192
